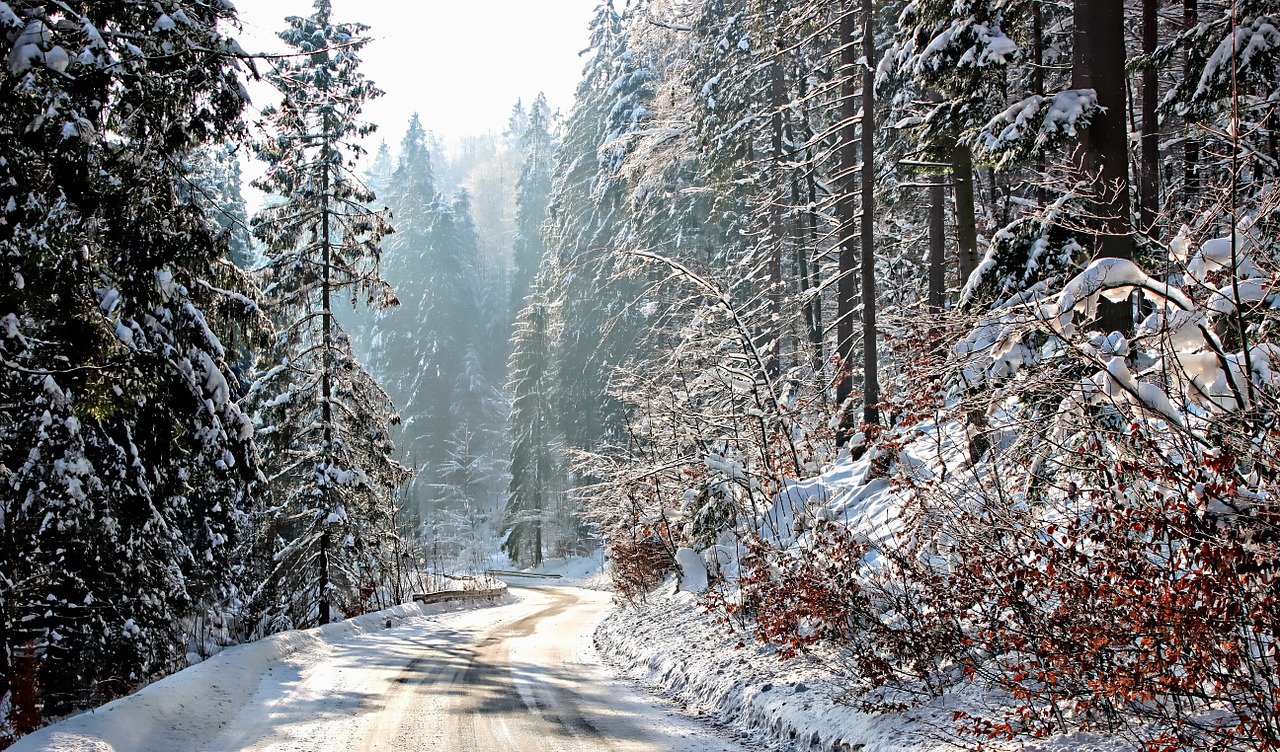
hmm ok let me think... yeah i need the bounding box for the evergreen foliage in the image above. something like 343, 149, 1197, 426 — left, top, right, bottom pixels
249, 0, 408, 629
1, 0, 1278, 748
362, 114, 510, 566
533, 0, 1280, 748
0, 0, 261, 717
189, 143, 256, 271
510, 94, 556, 314
502, 285, 556, 566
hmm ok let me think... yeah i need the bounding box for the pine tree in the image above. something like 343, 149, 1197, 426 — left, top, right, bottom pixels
250, 0, 408, 628
502, 286, 557, 566
510, 93, 556, 314
190, 143, 256, 270
0, 0, 261, 716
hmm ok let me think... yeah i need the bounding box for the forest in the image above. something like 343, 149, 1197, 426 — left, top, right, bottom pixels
1, 0, 1278, 750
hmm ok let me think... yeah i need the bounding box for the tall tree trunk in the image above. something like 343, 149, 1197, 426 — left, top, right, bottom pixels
533, 502, 543, 566
929, 175, 946, 316
1183, 0, 1199, 215
1074, 0, 1133, 333
319, 124, 334, 627
793, 166, 822, 368
318, 530, 331, 625
835, 3, 859, 445
797, 65, 823, 366
767, 2, 785, 381
1140, 0, 1160, 234
953, 143, 980, 289
1033, 0, 1047, 205
860, 0, 879, 426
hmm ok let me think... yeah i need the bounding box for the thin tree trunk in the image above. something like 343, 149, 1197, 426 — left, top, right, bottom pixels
1140, 0, 1160, 234
953, 143, 980, 288
835, 3, 859, 445
793, 174, 822, 368
768, 1, 785, 381
860, 0, 878, 426
807, 174, 823, 359
534, 388, 545, 567
929, 175, 946, 316
318, 530, 331, 625
797, 70, 823, 365
319, 121, 334, 627
1033, 0, 1046, 205
1184, 0, 1199, 215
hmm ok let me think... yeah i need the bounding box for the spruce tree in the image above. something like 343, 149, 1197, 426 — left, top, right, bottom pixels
250, 0, 408, 628
510, 93, 556, 314
0, 0, 261, 715
190, 143, 256, 270
368, 131, 496, 555
502, 286, 556, 566
546, 0, 654, 455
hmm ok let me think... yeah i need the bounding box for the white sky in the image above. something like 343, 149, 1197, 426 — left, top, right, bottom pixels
234, 0, 599, 152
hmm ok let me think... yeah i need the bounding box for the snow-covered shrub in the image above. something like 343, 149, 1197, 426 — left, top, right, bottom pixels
925, 215, 1280, 750
697, 209, 1280, 751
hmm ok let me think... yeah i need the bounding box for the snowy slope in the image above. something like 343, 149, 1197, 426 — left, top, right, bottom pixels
597, 583, 1132, 752
596, 450, 1130, 752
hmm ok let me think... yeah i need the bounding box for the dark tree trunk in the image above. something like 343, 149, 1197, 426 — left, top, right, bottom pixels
835, 3, 859, 445
953, 143, 980, 288
804, 147, 824, 365
318, 530, 331, 625
319, 123, 334, 627
1033, 0, 1047, 206
860, 0, 879, 426
1183, 0, 1199, 215
768, 1, 785, 381
1074, 0, 1133, 333
794, 69, 823, 366
1140, 0, 1160, 234
793, 172, 821, 368
929, 175, 946, 316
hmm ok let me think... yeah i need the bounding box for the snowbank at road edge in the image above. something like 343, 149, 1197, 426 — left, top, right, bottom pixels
596, 586, 1126, 752
595, 586, 946, 752
510, 554, 612, 590
10, 589, 511, 752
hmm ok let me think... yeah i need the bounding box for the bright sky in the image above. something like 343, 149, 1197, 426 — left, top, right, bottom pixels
235, 0, 599, 151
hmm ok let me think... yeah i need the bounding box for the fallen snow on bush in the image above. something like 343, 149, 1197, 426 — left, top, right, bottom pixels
597, 581, 1126, 752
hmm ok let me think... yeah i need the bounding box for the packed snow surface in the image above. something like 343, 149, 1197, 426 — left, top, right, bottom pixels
13, 586, 752, 752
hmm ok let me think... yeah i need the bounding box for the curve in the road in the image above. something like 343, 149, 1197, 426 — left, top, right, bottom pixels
221, 586, 752, 752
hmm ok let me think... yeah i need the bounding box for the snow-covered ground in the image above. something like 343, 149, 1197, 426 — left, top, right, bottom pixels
596, 588, 1121, 752
593, 450, 1129, 752
596, 581, 1132, 752
11, 583, 755, 752
8, 540, 1130, 752
9, 465, 1140, 752
9, 596, 510, 752
598, 586, 932, 752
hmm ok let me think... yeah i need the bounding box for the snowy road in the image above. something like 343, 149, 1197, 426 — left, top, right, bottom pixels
212, 585, 753, 751
17, 586, 752, 752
